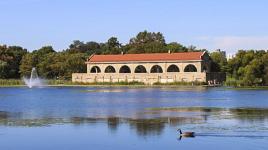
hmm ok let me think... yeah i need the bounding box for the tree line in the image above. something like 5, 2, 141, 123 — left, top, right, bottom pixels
210, 50, 268, 86
1, 30, 268, 86
0, 31, 204, 80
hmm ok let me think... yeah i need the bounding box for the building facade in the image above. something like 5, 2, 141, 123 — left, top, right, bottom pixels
72, 51, 225, 84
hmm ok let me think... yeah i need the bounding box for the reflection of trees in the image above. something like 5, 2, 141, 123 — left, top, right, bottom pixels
129, 119, 165, 136
0, 111, 8, 119
70, 117, 99, 125
168, 117, 204, 126
0, 112, 201, 137
229, 108, 268, 123
1, 107, 268, 137
107, 117, 120, 131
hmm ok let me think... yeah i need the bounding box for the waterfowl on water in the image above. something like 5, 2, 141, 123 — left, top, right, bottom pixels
177, 129, 195, 137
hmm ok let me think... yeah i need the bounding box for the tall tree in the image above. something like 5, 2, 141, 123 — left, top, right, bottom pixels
210, 51, 227, 72
127, 31, 166, 53
103, 37, 121, 54
166, 42, 188, 52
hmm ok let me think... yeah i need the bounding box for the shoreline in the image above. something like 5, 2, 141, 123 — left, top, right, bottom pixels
0, 84, 206, 88
1, 84, 268, 90
1, 79, 268, 89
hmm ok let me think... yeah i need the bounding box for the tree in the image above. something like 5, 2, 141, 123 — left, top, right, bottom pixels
0, 45, 27, 78
261, 53, 268, 85
103, 37, 121, 54
210, 51, 227, 72
33, 46, 55, 55
166, 42, 188, 52
0, 60, 8, 78
68, 40, 101, 55
127, 31, 166, 53
226, 50, 268, 86
20, 53, 37, 77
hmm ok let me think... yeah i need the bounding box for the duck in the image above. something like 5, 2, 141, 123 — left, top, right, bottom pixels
177, 129, 195, 137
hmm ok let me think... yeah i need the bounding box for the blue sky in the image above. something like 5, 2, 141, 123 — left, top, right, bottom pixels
1, 0, 268, 54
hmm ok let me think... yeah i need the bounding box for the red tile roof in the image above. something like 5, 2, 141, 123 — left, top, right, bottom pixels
88, 52, 205, 63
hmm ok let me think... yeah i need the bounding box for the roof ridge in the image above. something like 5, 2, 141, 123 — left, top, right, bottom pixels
92, 51, 203, 56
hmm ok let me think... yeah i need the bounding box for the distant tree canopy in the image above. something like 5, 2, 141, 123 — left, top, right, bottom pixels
226, 50, 268, 86
2, 30, 268, 86
126, 31, 166, 53
65, 31, 194, 55
0, 45, 27, 78
20, 46, 86, 79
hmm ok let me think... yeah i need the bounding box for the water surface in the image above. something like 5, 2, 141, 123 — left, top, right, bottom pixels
0, 86, 267, 150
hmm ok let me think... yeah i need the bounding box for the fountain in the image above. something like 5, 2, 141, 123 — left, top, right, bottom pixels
23, 67, 43, 88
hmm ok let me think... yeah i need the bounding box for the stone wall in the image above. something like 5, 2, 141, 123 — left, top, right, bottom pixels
72, 72, 208, 84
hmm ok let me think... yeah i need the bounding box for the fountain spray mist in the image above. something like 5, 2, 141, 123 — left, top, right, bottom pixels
23, 67, 44, 88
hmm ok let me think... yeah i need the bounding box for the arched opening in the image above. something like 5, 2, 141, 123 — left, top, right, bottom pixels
119, 65, 131, 73
90, 66, 101, 73
167, 65, 180, 72
150, 65, 163, 73
134, 65, 147, 73
184, 64, 197, 72
105, 66, 116, 73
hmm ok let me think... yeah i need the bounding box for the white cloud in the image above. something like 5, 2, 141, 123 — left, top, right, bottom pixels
196, 36, 268, 54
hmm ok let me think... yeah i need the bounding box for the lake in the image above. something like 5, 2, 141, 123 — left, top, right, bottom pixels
0, 86, 268, 150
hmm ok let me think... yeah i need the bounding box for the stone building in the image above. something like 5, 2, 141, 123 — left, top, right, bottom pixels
72, 51, 225, 84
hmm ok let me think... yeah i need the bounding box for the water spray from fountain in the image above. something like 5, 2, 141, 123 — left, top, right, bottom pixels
23, 67, 43, 88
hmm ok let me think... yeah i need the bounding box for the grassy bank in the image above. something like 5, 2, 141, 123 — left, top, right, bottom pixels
153, 81, 206, 86
0, 79, 24, 86
0, 79, 207, 87
0, 79, 146, 87
1, 79, 268, 89
224, 77, 267, 87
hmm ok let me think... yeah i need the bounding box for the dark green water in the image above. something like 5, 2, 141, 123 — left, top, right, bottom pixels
0, 87, 267, 150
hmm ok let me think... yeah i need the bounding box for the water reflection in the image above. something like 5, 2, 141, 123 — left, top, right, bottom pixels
147, 107, 268, 120
0, 113, 199, 135
1, 107, 268, 137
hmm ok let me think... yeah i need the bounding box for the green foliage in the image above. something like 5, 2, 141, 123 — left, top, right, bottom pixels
226, 50, 268, 86
210, 51, 228, 72
166, 42, 188, 53
0, 45, 27, 78
102, 37, 121, 54
0, 60, 8, 78
32, 46, 55, 55
0, 79, 24, 86
68, 40, 105, 55
126, 31, 166, 53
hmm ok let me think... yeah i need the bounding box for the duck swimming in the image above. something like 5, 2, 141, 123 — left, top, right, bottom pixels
177, 129, 195, 137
